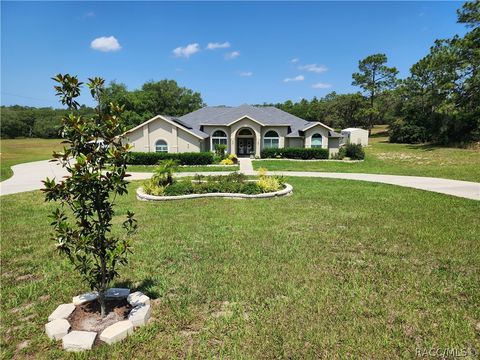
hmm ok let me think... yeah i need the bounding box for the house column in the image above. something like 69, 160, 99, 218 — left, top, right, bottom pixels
255, 132, 261, 157
305, 135, 312, 148
230, 133, 236, 156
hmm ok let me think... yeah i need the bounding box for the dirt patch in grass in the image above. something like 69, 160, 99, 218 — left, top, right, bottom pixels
68, 299, 131, 335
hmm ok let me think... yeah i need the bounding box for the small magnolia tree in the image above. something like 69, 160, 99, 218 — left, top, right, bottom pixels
43, 74, 137, 317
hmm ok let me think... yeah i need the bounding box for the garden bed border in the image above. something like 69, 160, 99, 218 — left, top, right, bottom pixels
136, 183, 293, 201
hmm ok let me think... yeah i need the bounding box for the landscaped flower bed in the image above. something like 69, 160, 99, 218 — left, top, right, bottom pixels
138, 170, 292, 200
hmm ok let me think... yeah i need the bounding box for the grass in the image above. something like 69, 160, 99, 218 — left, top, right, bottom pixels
0, 138, 63, 181
128, 164, 239, 173
1, 178, 479, 358
254, 137, 480, 182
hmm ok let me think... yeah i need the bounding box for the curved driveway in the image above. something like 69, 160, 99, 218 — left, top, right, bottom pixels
1, 159, 479, 201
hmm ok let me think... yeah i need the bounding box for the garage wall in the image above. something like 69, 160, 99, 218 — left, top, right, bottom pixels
304, 124, 330, 149
124, 117, 202, 153
177, 128, 201, 152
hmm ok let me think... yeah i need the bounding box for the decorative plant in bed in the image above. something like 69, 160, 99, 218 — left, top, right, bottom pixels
138, 163, 293, 200
42, 74, 151, 352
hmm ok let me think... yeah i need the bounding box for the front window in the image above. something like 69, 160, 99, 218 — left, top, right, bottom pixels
263, 130, 279, 149
155, 139, 168, 153
211, 130, 227, 150
311, 133, 323, 148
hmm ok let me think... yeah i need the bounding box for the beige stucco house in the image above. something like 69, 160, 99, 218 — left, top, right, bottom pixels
123, 104, 342, 157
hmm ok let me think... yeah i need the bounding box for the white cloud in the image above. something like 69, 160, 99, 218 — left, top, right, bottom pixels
173, 43, 200, 58
299, 64, 328, 73
291, 58, 299, 63
84, 11, 95, 18
239, 71, 253, 77
283, 75, 305, 82
225, 51, 240, 60
207, 41, 231, 50
312, 82, 332, 89
90, 36, 121, 52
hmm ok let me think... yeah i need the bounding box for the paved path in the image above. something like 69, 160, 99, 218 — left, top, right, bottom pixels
1, 159, 479, 200
238, 157, 254, 173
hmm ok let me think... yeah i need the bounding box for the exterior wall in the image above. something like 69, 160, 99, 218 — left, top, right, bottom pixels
124, 117, 201, 153
125, 126, 150, 152
202, 125, 231, 153
148, 119, 179, 153
177, 128, 201, 152
286, 138, 304, 148
124, 116, 338, 155
304, 124, 330, 149
341, 129, 369, 146
328, 137, 341, 157
230, 117, 262, 157
261, 126, 288, 150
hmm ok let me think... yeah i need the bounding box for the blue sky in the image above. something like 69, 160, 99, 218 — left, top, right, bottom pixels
1, 1, 467, 108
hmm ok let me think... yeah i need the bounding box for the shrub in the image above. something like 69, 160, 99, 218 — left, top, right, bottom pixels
257, 177, 281, 193
240, 182, 263, 195
163, 181, 194, 196
220, 158, 234, 165
260, 147, 329, 159
227, 153, 238, 164
343, 143, 365, 160
389, 121, 428, 144
128, 152, 214, 165
143, 179, 165, 196
215, 144, 227, 159
152, 160, 178, 186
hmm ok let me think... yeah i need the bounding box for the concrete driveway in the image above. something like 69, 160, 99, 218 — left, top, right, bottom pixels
1, 159, 479, 200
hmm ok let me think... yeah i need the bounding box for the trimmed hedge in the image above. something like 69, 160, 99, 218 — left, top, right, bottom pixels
127, 152, 214, 165
260, 147, 329, 160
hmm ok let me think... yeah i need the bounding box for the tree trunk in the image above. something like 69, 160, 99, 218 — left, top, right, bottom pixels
99, 254, 107, 317
99, 290, 106, 318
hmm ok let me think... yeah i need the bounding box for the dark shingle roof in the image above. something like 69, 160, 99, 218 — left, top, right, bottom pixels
162, 115, 209, 138
162, 105, 338, 139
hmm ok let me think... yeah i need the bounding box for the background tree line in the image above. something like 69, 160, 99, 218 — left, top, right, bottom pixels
1, 1, 478, 145
271, 1, 479, 145
1, 79, 204, 139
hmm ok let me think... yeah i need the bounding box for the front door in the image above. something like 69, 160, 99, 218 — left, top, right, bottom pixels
237, 138, 254, 156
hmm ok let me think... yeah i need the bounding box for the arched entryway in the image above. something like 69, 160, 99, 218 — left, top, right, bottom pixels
236, 128, 255, 156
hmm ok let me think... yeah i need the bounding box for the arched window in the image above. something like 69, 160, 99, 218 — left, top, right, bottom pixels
238, 128, 253, 136
311, 133, 323, 148
263, 130, 279, 149
155, 139, 168, 153
211, 130, 227, 151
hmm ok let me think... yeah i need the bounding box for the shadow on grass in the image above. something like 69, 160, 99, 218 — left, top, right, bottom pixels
114, 277, 160, 299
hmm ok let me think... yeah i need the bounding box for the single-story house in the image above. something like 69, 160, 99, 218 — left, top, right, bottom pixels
122, 104, 343, 157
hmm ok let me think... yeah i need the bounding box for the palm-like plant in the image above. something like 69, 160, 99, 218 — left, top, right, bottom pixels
152, 159, 178, 186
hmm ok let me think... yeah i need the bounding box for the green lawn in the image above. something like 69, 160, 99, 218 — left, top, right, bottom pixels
128, 164, 239, 173
1, 178, 479, 358
0, 138, 64, 181
254, 137, 480, 182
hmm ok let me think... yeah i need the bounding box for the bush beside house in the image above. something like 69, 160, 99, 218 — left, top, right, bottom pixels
128, 152, 214, 166
338, 143, 365, 160
261, 147, 329, 160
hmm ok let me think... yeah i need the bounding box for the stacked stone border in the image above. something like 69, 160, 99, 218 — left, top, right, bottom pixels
136, 183, 293, 201
45, 288, 151, 352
